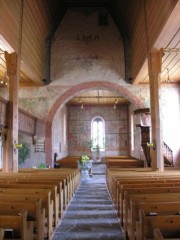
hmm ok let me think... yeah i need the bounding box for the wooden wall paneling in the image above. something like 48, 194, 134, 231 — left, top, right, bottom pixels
27, 0, 48, 37
146, 0, 176, 49
21, 1, 44, 83
0, 0, 20, 52
130, 0, 178, 82
131, 1, 147, 80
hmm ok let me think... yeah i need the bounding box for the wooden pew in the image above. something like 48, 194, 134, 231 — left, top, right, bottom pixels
0, 183, 59, 227
57, 156, 80, 168
154, 228, 180, 240
0, 199, 45, 240
16, 178, 65, 214
136, 209, 180, 240
127, 201, 180, 240
0, 209, 34, 240
106, 155, 131, 159
115, 179, 180, 221
0, 229, 4, 240
0, 168, 80, 216
125, 193, 180, 240
116, 181, 180, 220
106, 158, 144, 168
123, 186, 180, 231
0, 168, 80, 239
154, 228, 165, 240
12, 168, 80, 205
0, 174, 70, 212
0, 191, 53, 239
106, 168, 180, 240
107, 171, 180, 209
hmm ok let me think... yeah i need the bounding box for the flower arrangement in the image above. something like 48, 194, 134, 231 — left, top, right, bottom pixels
147, 140, 156, 150
80, 154, 90, 165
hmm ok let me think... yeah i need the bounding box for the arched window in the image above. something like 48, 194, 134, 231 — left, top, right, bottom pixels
91, 117, 105, 151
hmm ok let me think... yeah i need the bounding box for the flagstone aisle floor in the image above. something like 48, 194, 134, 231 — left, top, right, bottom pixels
52, 163, 125, 240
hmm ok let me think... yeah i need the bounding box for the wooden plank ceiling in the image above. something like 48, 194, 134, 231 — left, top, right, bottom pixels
67, 89, 130, 106
0, 0, 179, 105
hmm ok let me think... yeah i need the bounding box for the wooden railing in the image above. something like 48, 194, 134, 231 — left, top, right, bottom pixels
0, 97, 37, 136
163, 141, 173, 167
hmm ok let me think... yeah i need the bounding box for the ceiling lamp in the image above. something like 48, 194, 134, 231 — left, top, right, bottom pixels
165, 68, 171, 83
113, 99, 118, 108
79, 98, 84, 109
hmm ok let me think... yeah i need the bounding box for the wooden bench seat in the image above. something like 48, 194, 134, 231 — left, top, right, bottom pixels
57, 156, 80, 168
125, 193, 180, 240
116, 181, 180, 219
106, 155, 131, 159
0, 228, 4, 240
0, 209, 33, 240
112, 178, 180, 217
0, 191, 53, 239
106, 158, 144, 168
106, 168, 180, 240
154, 228, 180, 240
136, 209, 180, 240
0, 199, 45, 240
127, 201, 180, 240
11, 168, 80, 201
0, 168, 80, 239
0, 174, 71, 211
123, 186, 180, 230
0, 183, 59, 227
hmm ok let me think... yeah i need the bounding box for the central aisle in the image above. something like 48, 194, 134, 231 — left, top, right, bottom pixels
52, 164, 125, 240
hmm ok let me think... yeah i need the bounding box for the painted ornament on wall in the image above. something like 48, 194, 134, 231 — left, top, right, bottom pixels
75, 54, 98, 72
76, 33, 99, 44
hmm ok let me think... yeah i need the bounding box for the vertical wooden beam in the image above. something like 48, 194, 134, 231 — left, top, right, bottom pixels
3, 52, 20, 173
148, 49, 164, 171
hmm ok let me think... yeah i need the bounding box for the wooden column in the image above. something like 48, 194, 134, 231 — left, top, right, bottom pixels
3, 52, 20, 173
148, 49, 164, 171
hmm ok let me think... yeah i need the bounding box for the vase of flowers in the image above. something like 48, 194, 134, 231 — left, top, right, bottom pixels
77, 154, 93, 180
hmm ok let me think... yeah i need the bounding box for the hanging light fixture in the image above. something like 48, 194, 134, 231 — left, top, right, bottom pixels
115, 99, 118, 104
79, 98, 84, 109
113, 98, 118, 108
165, 68, 171, 83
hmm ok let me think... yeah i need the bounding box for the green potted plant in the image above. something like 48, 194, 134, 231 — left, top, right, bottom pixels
37, 163, 47, 169
18, 143, 30, 166
88, 139, 101, 161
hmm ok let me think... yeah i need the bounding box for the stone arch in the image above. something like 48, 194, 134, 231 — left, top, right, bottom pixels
45, 81, 145, 165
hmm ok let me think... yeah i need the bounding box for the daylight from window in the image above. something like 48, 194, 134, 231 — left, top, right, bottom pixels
92, 117, 105, 151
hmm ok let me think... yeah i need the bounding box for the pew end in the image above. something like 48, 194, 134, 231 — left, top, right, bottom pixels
0, 209, 34, 240
154, 227, 180, 240
137, 209, 180, 240
0, 229, 4, 240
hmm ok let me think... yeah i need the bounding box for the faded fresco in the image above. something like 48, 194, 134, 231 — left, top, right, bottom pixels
68, 105, 129, 156
51, 7, 125, 86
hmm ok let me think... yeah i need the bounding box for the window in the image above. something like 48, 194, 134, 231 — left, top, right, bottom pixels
91, 117, 105, 151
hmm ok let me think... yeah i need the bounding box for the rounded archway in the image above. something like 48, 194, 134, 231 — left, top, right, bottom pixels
45, 81, 145, 164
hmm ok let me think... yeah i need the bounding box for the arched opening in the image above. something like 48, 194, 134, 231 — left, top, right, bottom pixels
45, 81, 145, 165
91, 116, 105, 158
